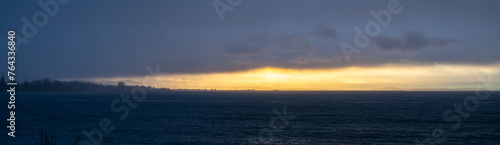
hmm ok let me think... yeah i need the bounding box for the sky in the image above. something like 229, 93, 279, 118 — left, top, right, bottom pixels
1, 0, 499, 90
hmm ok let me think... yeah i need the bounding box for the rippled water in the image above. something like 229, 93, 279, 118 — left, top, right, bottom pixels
3, 91, 500, 144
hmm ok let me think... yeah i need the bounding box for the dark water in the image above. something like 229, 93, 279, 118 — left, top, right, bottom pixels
2, 91, 499, 144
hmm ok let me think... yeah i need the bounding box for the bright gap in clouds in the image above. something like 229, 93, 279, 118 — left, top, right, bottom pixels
85, 64, 500, 91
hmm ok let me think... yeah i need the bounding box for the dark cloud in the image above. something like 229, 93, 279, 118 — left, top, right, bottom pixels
222, 32, 314, 56
373, 31, 458, 53
272, 32, 315, 51
221, 33, 269, 56
223, 23, 339, 56
222, 43, 264, 56
1, 0, 499, 80
309, 23, 337, 40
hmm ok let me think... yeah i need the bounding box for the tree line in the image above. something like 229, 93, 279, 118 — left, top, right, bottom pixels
0, 74, 167, 92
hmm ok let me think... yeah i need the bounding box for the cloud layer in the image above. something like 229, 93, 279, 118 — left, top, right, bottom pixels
1, 0, 500, 80
373, 31, 458, 53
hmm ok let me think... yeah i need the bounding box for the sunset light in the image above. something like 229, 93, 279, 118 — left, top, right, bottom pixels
4, 0, 500, 144
84, 63, 500, 91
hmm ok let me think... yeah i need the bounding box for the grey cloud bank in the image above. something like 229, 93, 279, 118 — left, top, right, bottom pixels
1, 0, 499, 80
373, 31, 458, 53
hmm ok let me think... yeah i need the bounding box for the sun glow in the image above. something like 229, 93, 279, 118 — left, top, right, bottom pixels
84, 64, 500, 91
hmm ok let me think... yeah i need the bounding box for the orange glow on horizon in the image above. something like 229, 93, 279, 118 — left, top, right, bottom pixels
83, 64, 500, 91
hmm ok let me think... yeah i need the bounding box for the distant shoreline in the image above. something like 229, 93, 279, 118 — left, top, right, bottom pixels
17, 90, 483, 93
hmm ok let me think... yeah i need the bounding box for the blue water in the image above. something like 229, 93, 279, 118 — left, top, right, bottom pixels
2, 91, 499, 144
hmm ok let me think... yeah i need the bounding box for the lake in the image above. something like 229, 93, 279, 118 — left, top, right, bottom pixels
3, 91, 499, 144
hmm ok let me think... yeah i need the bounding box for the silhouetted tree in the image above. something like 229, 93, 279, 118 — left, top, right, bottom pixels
0, 74, 5, 83
0, 74, 5, 90
22, 79, 33, 91
118, 81, 126, 90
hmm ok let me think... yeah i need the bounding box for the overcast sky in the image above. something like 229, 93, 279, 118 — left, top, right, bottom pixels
1, 0, 500, 82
